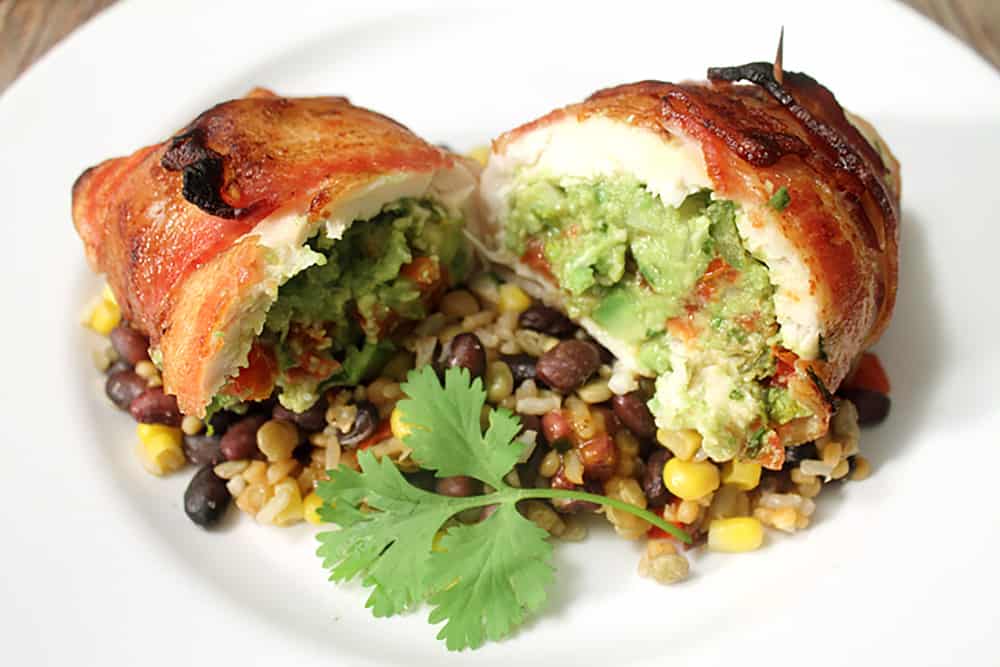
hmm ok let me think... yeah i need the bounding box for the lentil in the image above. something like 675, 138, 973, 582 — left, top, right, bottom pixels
485, 360, 514, 402
577, 378, 612, 404
440, 290, 480, 318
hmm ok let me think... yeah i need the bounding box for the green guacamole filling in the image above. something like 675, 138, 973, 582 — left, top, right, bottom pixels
211, 198, 467, 416
505, 175, 809, 461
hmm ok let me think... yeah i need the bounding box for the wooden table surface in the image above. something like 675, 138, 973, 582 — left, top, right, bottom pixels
1, 0, 998, 93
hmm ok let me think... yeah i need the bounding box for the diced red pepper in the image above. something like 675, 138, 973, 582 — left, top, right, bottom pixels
647, 506, 687, 540
356, 418, 393, 450
399, 256, 441, 288
843, 352, 891, 395
771, 346, 799, 387
521, 238, 558, 285
224, 341, 277, 401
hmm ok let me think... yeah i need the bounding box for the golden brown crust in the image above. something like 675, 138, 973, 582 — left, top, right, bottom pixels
492, 70, 900, 454
72, 91, 457, 415
158, 238, 269, 413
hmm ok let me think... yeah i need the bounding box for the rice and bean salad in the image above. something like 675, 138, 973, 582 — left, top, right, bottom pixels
84, 272, 889, 584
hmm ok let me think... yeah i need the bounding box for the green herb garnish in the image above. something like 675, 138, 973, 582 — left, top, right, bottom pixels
769, 186, 791, 211
316, 366, 691, 650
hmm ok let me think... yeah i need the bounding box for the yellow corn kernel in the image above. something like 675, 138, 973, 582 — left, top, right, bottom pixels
465, 145, 490, 166
497, 283, 532, 314
721, 460, 762, 490
101, 283, 118, 305
303, 491, 325, 525
662, 458, 720, 501
89, 298, 121, 336
273, 479, 304, 526
390, 405, 413, 441
136, 424, 184, 476
708, 517, 764, 553
656, 428, 702, 461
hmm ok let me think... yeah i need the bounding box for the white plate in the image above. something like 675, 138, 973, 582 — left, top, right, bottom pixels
2, 1, 999, 665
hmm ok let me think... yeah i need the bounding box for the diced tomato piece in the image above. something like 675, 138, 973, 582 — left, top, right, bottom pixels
694, 257, 740, 302
357, 418, 393, 450
771, 346, 799, 387
400, 255, 448, 311
647, 507, 687, 539
843, 352, 891, 395
225, 341, 277, 401
521, 238, 558, 285
666, 314, 698, 341
399, 256, 441, 288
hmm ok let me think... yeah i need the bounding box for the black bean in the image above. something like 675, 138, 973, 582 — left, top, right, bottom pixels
207, 409, 239, 435
106, 359, 132, 375
441, 332, 486, 379
435, 475, 479, 497
838, 388, 891, 427
783, 441, 818, 467
403, 469, 438, 492
501, 353, 538, 386
535, 340, 601, 392
594, 341, 615, 366
337, 401, 379, 447
184, 466, 231, 527
219, 414, 268, 461
109, 325, 150, 365
517, 413, 542, 437
552, 497, 600, 514
183, 433, 225, 466
642, 448, 672, 508
273, 396, 329, 432
129, 387, 182, 426
518, 305, 577, 337
611, 391, 657, 439
105, 370, 147, 411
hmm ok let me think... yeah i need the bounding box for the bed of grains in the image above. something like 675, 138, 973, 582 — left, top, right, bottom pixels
85, 273, 873, 584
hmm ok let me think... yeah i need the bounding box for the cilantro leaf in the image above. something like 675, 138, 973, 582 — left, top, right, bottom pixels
316, 451, 467, 616
397, 366, 524, 489
316, 365, 692, 651
426, 503, 554, 650
769, 186, 791, 211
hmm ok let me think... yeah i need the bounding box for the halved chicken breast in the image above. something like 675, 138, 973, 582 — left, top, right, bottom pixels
73, 89, 478, 417
475, 63, 900, 466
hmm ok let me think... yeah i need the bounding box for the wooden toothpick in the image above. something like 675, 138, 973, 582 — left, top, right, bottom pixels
774, 26, 785, 84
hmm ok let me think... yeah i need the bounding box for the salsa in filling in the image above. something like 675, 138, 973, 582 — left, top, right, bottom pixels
213, 198, 468, 415
504, 175, 809, 461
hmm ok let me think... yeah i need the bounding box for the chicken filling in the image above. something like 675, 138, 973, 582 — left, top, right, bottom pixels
210, 198, 467, 415
504, 174, 809, 460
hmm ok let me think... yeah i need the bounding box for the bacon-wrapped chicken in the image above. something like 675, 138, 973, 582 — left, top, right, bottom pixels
475, 63, 900, 466
73, 90, 477, 417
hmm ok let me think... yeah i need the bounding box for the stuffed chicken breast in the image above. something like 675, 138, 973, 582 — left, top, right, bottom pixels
73, 90, 477, 418
476, 63, 900, 466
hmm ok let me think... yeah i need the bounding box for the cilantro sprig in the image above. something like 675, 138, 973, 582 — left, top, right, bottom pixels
316, 366, 690, 651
